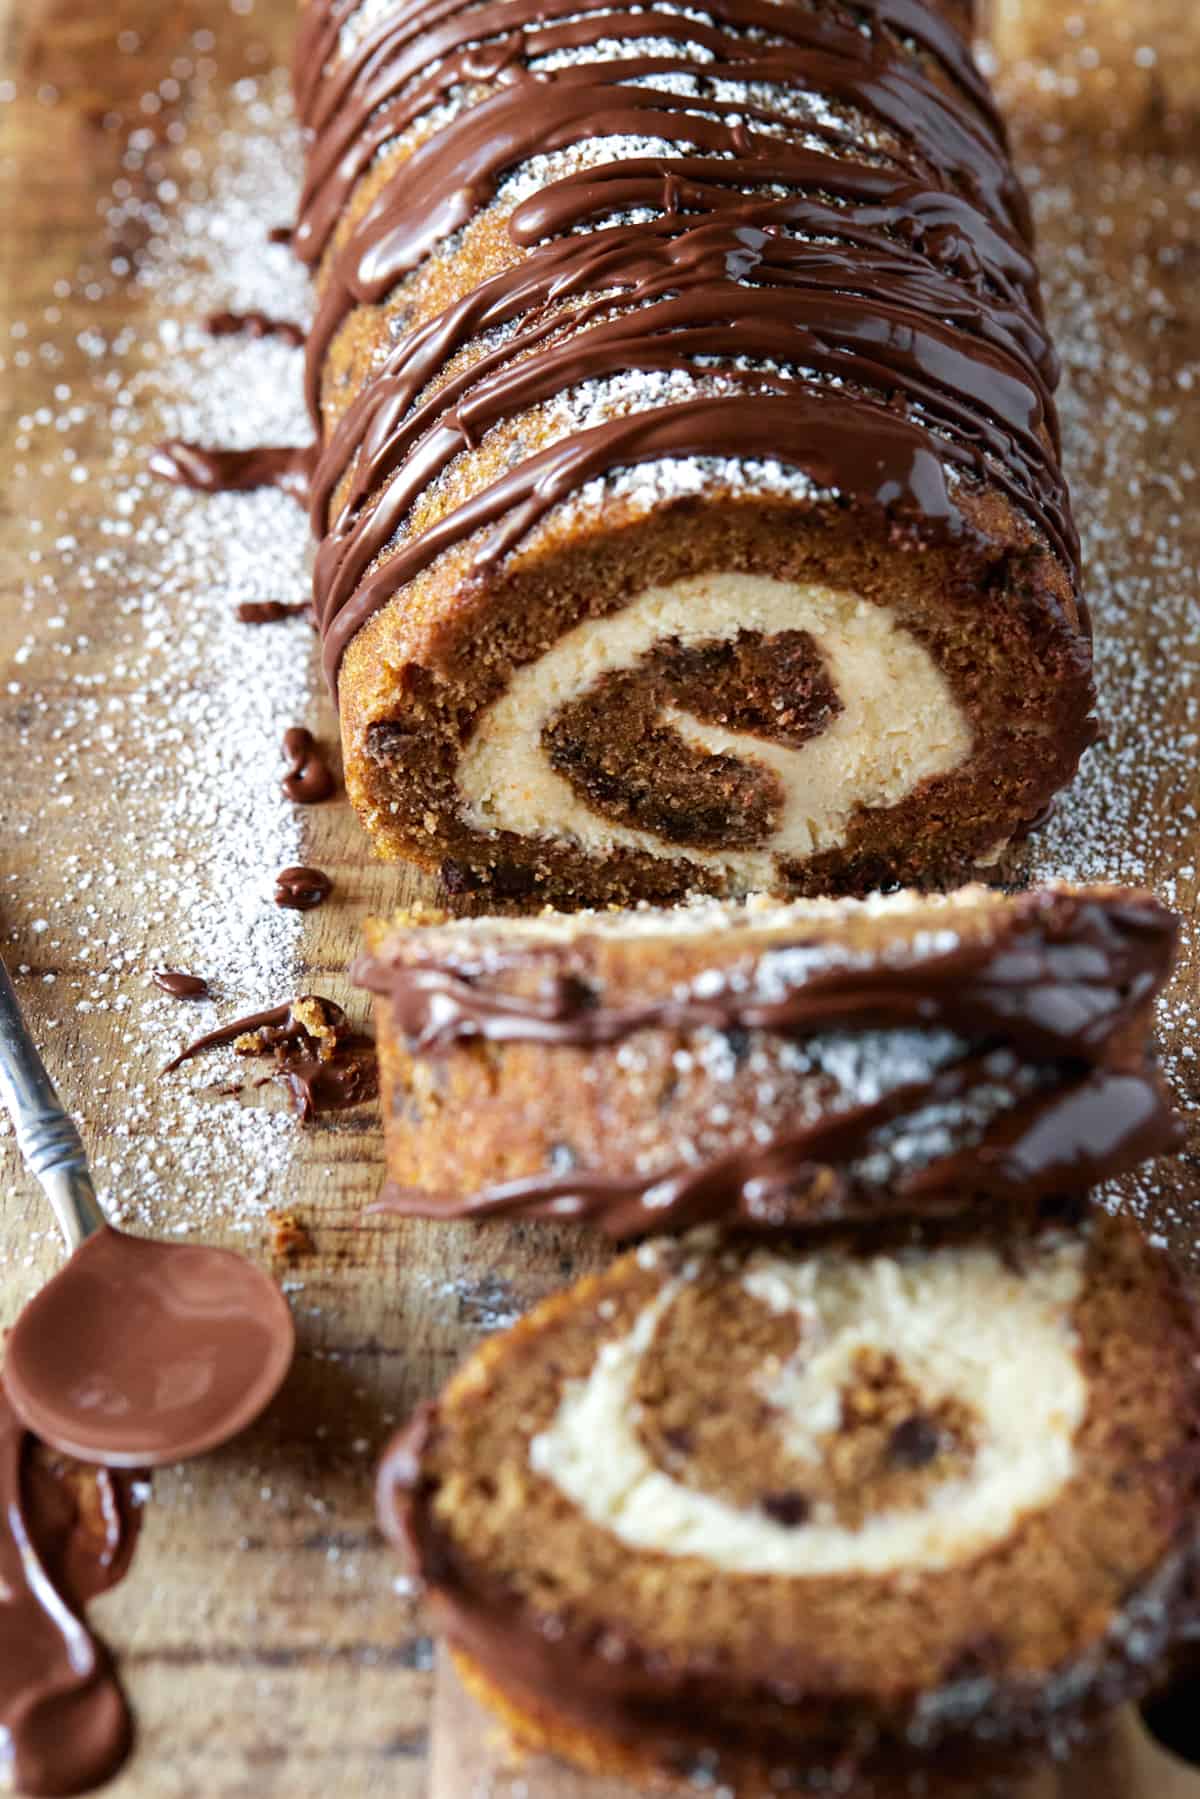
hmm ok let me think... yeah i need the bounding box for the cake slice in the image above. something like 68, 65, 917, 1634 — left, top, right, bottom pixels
380, 1215, 1200, 1794
355, 883, 1181, 1235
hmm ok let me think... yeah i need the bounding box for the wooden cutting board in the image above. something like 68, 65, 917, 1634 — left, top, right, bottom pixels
429, 1654, 1200, 1799
0, 2, 1197, 1795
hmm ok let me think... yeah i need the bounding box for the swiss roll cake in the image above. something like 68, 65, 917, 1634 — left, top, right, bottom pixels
354, 883, 1182, 1235
379, 1216, 1200, 1793
295, 0, 1094, 906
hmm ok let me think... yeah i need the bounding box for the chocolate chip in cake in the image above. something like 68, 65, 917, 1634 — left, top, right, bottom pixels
366, 720, 420, 763
887, 1415, 942, 1470
760, 1491, 812, 1528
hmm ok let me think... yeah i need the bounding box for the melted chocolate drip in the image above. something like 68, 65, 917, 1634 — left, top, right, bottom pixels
280, 727, 336, 803
205, 310, 306, 347
161, 1000, 296, 1075
0, 1384, 142, 1796
162, 996, 376, 1122
152, 968, 210, 999
148, 441, 312, 499
274, 865, 334, 910
236, 600, 312, 625
291, 0, 1078, 687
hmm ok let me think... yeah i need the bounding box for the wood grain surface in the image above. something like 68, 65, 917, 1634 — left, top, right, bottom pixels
429, 1654, 1200, 1799
0, 2, 1197, 1796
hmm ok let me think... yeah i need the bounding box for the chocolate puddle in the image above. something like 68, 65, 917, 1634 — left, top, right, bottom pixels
0, 1382, 143, 1796
162, 996, 376, 1122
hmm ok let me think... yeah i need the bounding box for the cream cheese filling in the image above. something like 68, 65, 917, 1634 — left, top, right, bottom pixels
456, 573, 972, 886
528, 1238, 1087, 1577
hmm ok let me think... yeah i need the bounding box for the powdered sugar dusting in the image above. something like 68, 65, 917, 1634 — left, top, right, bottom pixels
1013, 144, 1200, 1244
1, 71, 318, 1248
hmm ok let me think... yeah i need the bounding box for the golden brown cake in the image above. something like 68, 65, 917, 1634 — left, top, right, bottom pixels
379, 1215, 1200, 1794
988, 0, 1200, 140
355, 882, 1181, 1234
293, 0, 1093, 906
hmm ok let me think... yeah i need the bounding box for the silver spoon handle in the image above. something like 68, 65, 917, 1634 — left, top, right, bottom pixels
0, 954, 105, 1252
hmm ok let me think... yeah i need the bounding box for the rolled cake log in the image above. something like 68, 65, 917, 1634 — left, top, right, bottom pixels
355, 883, 1181, 1234
294, 0, 1093, 906
380, 1215, 1200, 1795
987, 0, 1200, 141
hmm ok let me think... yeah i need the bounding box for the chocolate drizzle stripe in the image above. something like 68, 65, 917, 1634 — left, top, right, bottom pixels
310, 249, 1070, 650
372, 1064, 1184, 1237
161, 1002, 293, 1075
294, 0, 1015, 275
310, 204, 1054, 539
291, 0, 1077, 689
307, 156, 1054, 541
321, 395, 968, 685
352, 895, 1177, 1064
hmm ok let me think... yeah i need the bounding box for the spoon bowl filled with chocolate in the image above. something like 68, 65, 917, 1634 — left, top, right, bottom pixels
0, 954, 295, 1467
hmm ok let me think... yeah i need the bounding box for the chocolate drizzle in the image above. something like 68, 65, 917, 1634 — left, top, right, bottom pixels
205, 310, 306, 347
236, 600, 312, 625
161, 1001, 299, 1075
0, 1383, 142, 1797
359, 891, 1184, 1234
355, 894, 1176, 1062
374, 1064, 1181, 1236
292, 0, 1079, 687
148, 440, 312, 499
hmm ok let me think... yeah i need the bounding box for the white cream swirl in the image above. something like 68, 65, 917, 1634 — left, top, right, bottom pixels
529, 1237, 1087, 1576
457, 573, 973, 888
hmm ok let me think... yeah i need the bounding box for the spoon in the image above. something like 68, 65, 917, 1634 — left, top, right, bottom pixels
0, 954, 295, 1466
